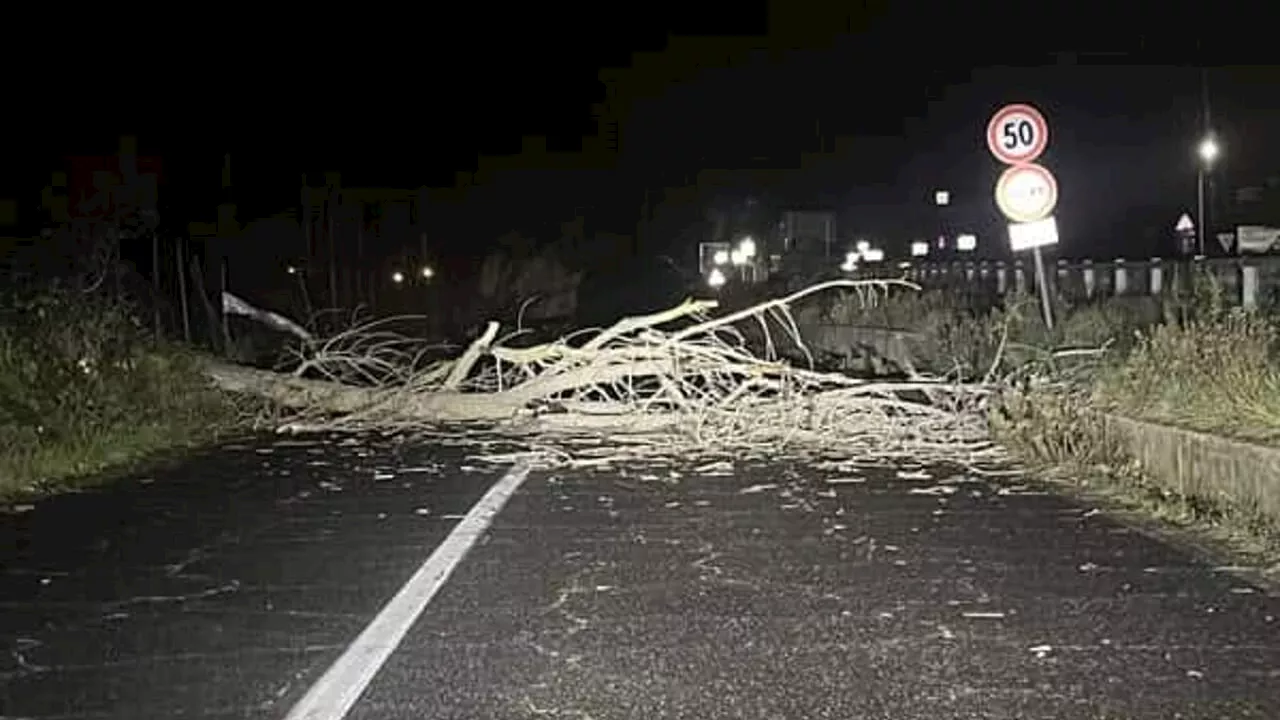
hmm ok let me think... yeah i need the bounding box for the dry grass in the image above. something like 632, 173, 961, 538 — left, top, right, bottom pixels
1094, 310, 1280, 444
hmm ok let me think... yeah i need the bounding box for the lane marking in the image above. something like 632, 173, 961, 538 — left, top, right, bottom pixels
282, 462, 532, 720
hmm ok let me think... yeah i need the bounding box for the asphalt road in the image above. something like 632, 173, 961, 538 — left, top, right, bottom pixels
2, 434, 1279, 719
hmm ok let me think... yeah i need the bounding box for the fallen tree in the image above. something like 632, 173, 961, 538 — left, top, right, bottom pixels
204, 280, 1004, 467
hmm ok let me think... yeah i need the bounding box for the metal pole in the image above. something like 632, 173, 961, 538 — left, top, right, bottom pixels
220, 256, 230, 344
1197, 169, 1205, 257
1032, 247, 1055, 331
328, 202, 338, 309
152, 232, 161, 338
356, 220, 364, 305
176, 236, 191, 343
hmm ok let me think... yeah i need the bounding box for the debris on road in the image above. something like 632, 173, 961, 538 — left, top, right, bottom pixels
204, 280, 1003, 471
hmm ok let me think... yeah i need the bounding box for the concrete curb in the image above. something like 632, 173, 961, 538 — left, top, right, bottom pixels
1103, 414, 1280, 526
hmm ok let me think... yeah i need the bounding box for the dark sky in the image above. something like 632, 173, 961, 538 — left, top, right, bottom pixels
5, 8, 1275, 261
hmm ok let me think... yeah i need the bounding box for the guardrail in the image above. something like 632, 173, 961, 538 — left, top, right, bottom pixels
889, 256, 1280, 309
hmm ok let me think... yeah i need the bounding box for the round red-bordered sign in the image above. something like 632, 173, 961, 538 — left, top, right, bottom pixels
986, 103, 1049, 165
995, 163, 1058, 223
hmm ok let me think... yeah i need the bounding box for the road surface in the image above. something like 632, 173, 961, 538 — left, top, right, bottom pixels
2, 432, 1278, 719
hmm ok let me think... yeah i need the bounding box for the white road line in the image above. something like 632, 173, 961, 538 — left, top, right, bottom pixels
282, 462, 532, 720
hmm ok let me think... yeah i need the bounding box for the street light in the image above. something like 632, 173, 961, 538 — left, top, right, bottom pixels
1198, 137, 1220, 163
392, 270, 405, 284
738, 236, 756, 259
713, 249, 729, 265
934, 190, 950, 207
1197, 135, 1220, 256
707, 268, 726, 288
420, 265, 434, 279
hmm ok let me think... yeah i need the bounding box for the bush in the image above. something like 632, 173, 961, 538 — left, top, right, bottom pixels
1095, 309, 1280, 444
0, 284, 241, 497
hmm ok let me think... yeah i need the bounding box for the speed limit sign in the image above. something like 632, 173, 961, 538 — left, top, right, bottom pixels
986, 103, 1049, 165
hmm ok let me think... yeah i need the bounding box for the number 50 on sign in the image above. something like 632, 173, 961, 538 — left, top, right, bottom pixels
986, 103, 1049, 165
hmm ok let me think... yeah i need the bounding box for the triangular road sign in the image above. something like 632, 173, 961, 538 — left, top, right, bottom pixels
1217, 232, 1236, 254
1174, 213, 1195, 233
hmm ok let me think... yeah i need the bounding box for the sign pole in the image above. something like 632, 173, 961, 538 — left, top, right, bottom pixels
1197, 169, 1206, 257
1031, 246, 1054, 330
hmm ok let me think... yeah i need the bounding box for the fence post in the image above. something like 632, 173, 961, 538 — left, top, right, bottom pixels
1114, 259, 1129, 295
1149, 258, 1163, 295
1242, 264, 1259, 310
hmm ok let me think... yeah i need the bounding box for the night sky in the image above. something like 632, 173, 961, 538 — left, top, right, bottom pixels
4, 9, 1275, 267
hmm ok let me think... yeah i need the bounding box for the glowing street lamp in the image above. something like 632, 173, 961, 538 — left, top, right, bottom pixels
1198, 137, 1220, 163
713, 249, 729, 265
420, 265, 435, 279
729, 248, 747, 266
738, 236, 757, 259
391, 270, 405, 284
707, 268, 726, 288
934, 190, 950, 207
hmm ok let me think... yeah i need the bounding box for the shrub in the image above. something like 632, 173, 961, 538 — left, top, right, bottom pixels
1095, 309, 1280, 444
0, 283, 241, 497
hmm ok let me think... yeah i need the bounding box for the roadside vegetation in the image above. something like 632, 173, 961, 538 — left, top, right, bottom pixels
808, 270, 1280, 562
0, 283, 244, 500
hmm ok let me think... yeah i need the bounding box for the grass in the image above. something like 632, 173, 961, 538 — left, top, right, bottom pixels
1094, 310, 1280, 444
0, 284, 245, 500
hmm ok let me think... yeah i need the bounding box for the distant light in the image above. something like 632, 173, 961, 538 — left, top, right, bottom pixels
1198, 136, 1220, 164
1174, 213, 1195, 233
713, 249, 729, 265
910, 241, 929, 257
862, 248, 885, 262
287, 265, 298, 275
937, 235, 946, 249
392, 271, 405, 284
897, 261, 912, 269
956, 234, 977, 251
730, 249, 747, 266
840, 251, 859, 272
738, 236, 756, 258
855, 240, 871, 254
935, 190, 950, 206
707, 268, 726, 288
421, 265, 434, 279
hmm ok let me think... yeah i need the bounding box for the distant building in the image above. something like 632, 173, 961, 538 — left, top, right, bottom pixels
778, 210, 837, 259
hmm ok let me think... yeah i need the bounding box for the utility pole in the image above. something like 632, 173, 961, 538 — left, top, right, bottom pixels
1194, 63, 1219, 258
